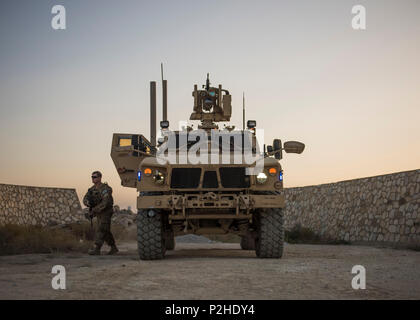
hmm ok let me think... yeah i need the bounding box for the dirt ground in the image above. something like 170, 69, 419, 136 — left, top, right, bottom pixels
0, 241, 419, 300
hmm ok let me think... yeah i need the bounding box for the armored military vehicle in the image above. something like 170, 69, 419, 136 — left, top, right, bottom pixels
111, 73, 304, 260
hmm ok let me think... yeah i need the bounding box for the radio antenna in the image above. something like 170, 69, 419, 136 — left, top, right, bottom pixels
161, 63, 167, 121
242, 92, 245, 131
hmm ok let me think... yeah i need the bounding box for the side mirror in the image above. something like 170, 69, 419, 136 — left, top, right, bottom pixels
284, 141, 305, 154
273, 139, 282, 160
266, 145, 273, 153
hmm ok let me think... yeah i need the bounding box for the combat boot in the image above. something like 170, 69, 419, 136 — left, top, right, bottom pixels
107, 245, 119, 255
88, 245, 101, 255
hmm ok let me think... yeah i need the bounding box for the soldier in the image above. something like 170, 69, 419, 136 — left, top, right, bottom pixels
83, 171, 119, 255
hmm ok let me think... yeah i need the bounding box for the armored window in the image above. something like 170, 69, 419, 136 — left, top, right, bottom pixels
202, 171, 218, 188
170, 168, 201, 189
219, 167, 250, 188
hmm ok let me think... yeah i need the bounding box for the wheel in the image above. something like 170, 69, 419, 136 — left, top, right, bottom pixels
255, 208, 284, 258
165, 231, 175, 250
137, 209, 166, 260
240, 235, 255, 250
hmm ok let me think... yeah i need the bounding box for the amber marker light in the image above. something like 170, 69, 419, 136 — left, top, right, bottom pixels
144, 168, 152, 176
268, 168, 277, 176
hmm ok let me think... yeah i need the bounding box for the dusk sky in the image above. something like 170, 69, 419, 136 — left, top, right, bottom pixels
0, 0, 419, 209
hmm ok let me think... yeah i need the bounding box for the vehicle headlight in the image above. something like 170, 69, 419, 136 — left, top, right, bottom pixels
256, 172, 268, 184
153, 171, 165, 185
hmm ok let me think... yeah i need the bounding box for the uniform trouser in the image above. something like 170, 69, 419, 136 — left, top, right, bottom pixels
95, 210, 116, 247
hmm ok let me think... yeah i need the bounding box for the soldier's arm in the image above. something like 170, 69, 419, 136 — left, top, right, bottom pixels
92, 188, 113, 213
83, 191, 90, 207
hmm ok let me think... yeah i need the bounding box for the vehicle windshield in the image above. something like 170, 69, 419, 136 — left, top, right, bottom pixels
165, 131, 255, 153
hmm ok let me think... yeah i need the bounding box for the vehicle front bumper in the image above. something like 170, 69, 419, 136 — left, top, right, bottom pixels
137, 193, 285, 213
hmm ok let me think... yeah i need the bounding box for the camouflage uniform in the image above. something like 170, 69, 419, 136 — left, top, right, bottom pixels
83, 182, 116, 250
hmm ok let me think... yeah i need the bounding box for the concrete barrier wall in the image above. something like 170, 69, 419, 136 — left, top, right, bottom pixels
284, 169, 420, 244
0, 184, 83, 226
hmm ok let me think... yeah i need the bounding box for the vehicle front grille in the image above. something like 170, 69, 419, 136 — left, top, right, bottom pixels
202, 171, 218, 188
219, 167, 250, 188
170, 168, 201, 188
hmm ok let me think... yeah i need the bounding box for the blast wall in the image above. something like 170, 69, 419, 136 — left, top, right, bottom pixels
284, 170, 420, 244
0, 184, 83, 226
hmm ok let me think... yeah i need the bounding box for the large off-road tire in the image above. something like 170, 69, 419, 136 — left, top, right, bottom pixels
240, 235, 255, 250
137, 209, 166, 260
165, 231, 175, 250
255, 208, 284, 258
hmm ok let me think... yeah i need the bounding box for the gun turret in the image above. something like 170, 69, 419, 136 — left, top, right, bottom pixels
190, 74, 232, 129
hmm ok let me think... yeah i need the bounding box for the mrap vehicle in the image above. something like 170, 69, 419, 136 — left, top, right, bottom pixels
111, 74, 305, 260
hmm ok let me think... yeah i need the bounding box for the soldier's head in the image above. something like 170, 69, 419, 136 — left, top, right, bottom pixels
91, 171, 102, 185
